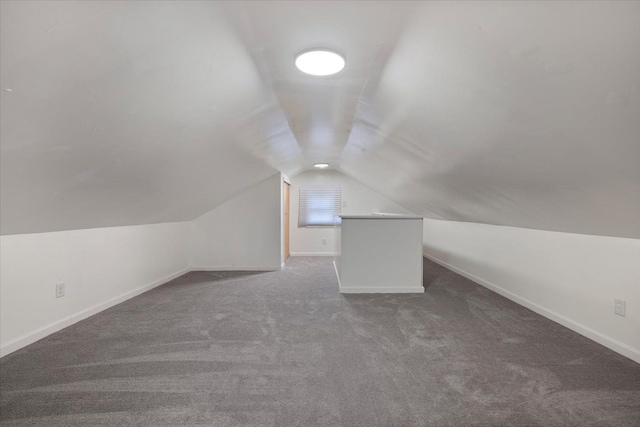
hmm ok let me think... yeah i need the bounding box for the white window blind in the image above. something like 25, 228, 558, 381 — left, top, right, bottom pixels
298, 186, 341, 227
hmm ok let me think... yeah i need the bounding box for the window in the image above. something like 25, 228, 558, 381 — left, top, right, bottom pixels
298, 186, 341, 227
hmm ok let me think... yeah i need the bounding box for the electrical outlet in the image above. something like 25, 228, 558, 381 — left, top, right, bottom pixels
342, 200, 347, 207
55, 282, 65, 298
614, 298, 626, 317
322, 238, 327, 245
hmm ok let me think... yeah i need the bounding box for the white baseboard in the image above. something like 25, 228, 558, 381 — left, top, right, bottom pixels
332, 261, 423, 294
190, 265, 280, 271
339, 286, 425, 294
290, 252, 336, 257
423, 252, 640, 364
0, 267, 191, 358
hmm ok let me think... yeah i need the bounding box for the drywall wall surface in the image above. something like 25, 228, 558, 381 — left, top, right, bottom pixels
189, 173, 282, 270
341, 0, 640, 239
422, 218, 640, 363
0, 221, 189, 356
3, 1, 639, 238
290, 170, 414, 255
338, 217, 423, 293
0, 0, 286, 235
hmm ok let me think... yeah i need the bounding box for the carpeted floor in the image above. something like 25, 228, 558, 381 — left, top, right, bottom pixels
1, 257, 639, 426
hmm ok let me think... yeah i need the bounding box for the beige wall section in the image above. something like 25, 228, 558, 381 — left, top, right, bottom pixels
0, 222, 190, 356
422, 218, 640, 364
189, 173, 282, 270
289, 170, 415, 255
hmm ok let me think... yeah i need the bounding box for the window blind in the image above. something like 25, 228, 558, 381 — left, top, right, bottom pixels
298, 186, 341, 227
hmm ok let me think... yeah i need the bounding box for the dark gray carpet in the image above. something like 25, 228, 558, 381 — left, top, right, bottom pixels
1, 257, 639, 426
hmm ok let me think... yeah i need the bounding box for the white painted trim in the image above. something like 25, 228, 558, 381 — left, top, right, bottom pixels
333, 260, 342, 290
281, 262, 285, 270
0, 267, 191, 358
290, 252, 336, 257
190, 265, 280, 272
423, 252, 640, 364
339, 286, 425, 294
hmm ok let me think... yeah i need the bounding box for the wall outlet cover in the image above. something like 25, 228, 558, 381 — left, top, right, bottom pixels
614, 298, 626, 317
56, 282, 65, 298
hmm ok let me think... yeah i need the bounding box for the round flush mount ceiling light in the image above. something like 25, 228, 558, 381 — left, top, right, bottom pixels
313, 163, 330, 169
295, 50, 345, 76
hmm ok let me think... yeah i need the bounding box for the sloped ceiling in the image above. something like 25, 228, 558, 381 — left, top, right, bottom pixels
1, 1, 639, 238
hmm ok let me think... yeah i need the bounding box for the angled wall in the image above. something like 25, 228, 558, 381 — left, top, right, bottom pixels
188, 173, 283, 270
0, 0, 287, 236
423, 219, 640, 363
0, 222, 189, 356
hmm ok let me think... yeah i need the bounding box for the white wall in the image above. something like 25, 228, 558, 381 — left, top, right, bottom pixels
1, 173, 284, 357
0, 222, 189, 356
290, 170, 415, 255
423, 218, 640, 364
338, 217, 424, 293
189, 173, 282, 270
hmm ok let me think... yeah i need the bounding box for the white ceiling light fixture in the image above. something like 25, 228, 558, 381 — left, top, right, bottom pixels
314, 163, 330, 169
295, 49, 345, 76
